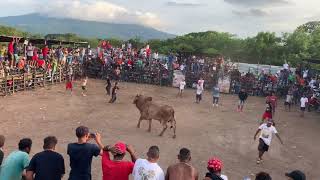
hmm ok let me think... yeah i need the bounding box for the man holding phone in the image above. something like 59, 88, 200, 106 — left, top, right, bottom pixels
67, 126, 104, 180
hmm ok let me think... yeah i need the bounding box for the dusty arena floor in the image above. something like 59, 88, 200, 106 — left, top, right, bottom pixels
0, 79, 319, 179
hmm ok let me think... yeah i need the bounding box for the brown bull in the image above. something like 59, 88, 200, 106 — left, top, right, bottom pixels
133, 94, 177, 138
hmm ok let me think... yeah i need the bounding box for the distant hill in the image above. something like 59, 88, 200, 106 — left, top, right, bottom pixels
0, 13, 175, 40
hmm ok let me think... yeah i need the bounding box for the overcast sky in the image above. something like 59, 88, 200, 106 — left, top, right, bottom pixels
1, 0, 320, 37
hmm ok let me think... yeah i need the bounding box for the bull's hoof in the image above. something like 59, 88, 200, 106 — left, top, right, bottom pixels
147, 130, 151, 132
136, 125, 140, 128
172, 135, 176, 139
159, 134, 163, 137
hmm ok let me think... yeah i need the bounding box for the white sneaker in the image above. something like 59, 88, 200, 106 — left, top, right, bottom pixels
216, 104, 219, 107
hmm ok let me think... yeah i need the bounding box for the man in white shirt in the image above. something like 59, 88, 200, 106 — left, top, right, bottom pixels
300, 95, 309, 117
133, 146, 164, 180
198, 77, 204, 90
196, 82, 203, 104
178, 79, 186, 98
254, 120, 283, 164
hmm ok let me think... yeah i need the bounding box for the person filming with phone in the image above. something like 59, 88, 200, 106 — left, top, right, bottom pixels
67, 126, 104, 180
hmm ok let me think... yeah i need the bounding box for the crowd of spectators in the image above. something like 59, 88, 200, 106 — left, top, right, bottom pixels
0, 127, 306, 180
0, 38, 88, 79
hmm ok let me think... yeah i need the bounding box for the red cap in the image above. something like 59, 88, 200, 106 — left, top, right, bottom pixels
114, 142, 126, 154
207, 157, 223, 171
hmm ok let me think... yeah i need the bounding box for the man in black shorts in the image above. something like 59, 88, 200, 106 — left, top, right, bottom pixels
254, 119, 283, 164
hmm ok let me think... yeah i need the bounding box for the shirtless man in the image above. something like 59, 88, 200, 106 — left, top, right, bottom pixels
165, 148, 198, 180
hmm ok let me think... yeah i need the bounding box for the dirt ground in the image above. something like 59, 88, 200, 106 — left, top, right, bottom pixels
0, 79, 319, 180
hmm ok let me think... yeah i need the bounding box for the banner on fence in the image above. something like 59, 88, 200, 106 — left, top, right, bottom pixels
172, 70, 185, 88
218, 76, 231, 93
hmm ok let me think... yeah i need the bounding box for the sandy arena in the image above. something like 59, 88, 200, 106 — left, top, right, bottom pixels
0, 79, 319, 179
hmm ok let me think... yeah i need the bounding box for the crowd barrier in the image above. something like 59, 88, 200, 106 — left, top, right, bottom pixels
0, 67, 81, 96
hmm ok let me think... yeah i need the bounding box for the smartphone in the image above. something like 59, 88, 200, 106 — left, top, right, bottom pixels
89, 133, 96, 138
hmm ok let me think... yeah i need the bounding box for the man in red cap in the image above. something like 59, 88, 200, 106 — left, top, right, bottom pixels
102, 142, 137, 180
204, 157, 228, 180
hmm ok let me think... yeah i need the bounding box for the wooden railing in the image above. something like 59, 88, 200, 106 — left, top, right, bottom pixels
0, 68, 68, 96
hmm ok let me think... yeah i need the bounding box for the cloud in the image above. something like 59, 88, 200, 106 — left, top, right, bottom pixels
233, 9, 268, 17
31, 0, 164, 29
224, 0, 290, 7
166, 1, 203, 7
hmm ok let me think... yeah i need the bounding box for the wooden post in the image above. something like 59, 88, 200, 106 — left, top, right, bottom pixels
23, 73, 26, 91
43, 71, 46, 87
4, 74, 7, 96
12, 77, 15, 95
59, 68, 62, 83
51, 71, 54, 84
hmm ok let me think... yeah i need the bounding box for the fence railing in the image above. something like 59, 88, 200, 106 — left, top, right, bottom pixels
0, 68, 69, 96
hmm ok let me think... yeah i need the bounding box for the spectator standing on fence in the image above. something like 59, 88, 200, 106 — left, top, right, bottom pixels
109, 82, 119, 103
196, 81, 203, 104
81, 76, 88, 97
13, 39, 20, 67
212, 85, 220, 107
106, 76, 112, 96
266, 92, 277, 116
237, 88, 248, 112
8, 39, 14, 69
42, 45, 49, 62
133, 146, 164, 180
0, 138, 32, 180
178, 79, 186, 98
26, 42, 34, 61
67, 126, 103, 180
102, 142, 137, 180
0, 135, 5, 165
204, 157, 228, 180
26, 136, 65, 180
165, 148, 198, 180
0, 45, 6, 62
300, 94, 308, 117
254, 119, 283, 164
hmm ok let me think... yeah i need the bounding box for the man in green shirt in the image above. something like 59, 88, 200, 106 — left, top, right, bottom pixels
0, 138, 32, 180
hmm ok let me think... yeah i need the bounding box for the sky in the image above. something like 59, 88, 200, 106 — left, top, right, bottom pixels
1, 0, 320, 37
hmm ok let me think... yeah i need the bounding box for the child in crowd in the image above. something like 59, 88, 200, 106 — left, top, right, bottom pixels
178, 79, 186, 98
284, 90, 293, 111
106, 76, 111, 96
66, 76, 73, 95
109, 82, 119, 103
0, 135, 5, 165
300, 94, 309, 117
196, 81, 203, 103
81, 76, 88, 96
212, 84, 220, 107
238, 88, 248, 112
